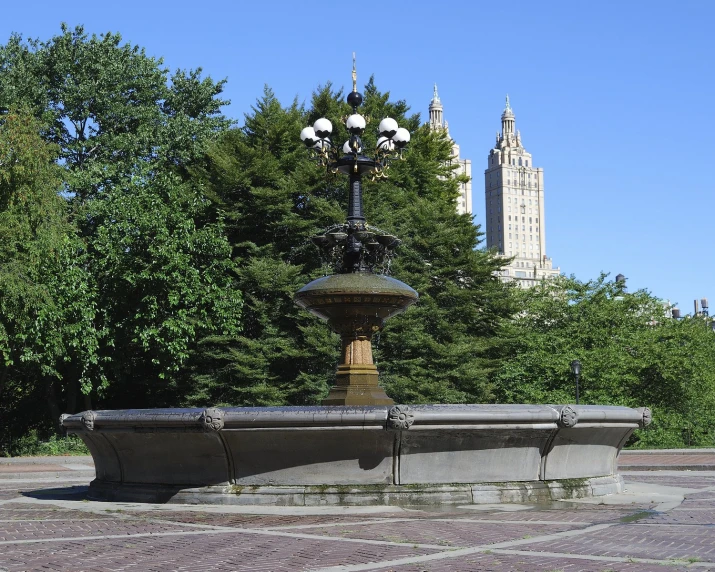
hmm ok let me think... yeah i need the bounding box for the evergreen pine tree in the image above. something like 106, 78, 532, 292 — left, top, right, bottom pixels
186, 81, 515, 406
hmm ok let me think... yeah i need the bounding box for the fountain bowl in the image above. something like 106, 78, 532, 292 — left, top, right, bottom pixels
61, 403, 650, 506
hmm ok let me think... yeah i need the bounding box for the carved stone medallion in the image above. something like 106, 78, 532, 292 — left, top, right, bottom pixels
640, 407, 652, 428
558, 405, 578, 428
387, 405, 414, 430
81, 411, 96, 431
201, 408, 224, 432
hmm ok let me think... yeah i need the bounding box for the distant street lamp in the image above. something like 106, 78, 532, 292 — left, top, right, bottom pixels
570, 359, 581, 405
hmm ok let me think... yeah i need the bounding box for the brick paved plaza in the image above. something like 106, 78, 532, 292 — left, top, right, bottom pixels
1, 451, 714, 571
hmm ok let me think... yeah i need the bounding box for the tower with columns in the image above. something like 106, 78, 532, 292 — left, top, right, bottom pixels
484, 96, 560, 287
428, 85, 472, 216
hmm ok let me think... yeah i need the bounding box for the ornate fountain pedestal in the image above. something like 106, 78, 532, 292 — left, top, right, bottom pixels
295, 272, 418, 406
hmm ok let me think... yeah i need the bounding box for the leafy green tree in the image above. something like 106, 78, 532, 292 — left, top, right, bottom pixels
89, 167, 242, 408
186, 82, 515, 406
492, 274, 715, 447
0, 24, 229, 203
182, 87, 341, 406
0, 110, 102, 451
0, 26, 241, 417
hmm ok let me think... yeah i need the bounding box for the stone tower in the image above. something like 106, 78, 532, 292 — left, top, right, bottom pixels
484, 96, 560, 287
428, 85, 472, 216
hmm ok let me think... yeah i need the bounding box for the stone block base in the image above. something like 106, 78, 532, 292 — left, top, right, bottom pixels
87, 475, 624, 506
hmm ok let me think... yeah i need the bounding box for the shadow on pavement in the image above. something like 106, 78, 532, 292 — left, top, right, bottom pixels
22, 485, 89, 501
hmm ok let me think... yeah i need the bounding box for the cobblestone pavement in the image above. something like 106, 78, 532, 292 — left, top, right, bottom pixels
619, 450, 715, 471
0, 454, 714, 571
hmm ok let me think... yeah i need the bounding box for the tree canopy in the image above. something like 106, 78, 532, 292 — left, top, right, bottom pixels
0, 26, 242, 451
492, 275, 715, 447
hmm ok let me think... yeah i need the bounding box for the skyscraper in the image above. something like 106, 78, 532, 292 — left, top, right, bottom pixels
484, 96, 560, 287
428, 85, 472, 216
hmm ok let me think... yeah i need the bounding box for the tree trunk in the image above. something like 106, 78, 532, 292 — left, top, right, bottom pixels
66, 373, 78, 414
0, 367, 7, 402
45, 377, 62, 431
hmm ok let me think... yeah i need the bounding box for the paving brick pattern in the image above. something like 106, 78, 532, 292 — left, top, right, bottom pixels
0, 533, 436, 572
624, 473, 715, 487
521, 523, 715, 562
0, 452, 714, 571
620, 453, 715, 466
461, 507, 656, 524
289, 519, 582, 548
0, 518, 195, 542
129, 511, 407, 529
373, 552, 696, 572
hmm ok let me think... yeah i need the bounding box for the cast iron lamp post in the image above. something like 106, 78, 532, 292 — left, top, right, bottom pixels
294, 56, 418, 405
570, 359, 581, 405
299, 55, 409, 274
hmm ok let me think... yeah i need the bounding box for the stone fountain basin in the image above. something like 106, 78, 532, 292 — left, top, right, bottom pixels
61, 404, 650, 506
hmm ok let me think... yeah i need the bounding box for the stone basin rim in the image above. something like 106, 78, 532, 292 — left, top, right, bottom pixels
61, 404, 651, 432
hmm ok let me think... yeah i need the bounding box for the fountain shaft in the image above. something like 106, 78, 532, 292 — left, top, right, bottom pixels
294, 273, 418, 405
323, 332, 393, 406
347, 172, 365, 223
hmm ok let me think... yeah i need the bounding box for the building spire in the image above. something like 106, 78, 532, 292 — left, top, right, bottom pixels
428, 83, 444, 131
352, 52, 357, 93
501, 94, 515, 136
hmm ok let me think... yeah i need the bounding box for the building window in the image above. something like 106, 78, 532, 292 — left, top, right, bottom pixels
526, 160, 529, 167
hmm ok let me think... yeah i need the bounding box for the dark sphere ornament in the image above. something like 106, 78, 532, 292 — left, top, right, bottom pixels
347, 91, 363, 109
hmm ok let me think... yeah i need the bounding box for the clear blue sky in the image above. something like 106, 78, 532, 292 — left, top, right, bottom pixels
2, 0, 713, 312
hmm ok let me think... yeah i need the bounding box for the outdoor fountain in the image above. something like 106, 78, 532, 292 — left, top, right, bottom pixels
61, 60, 651, 506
